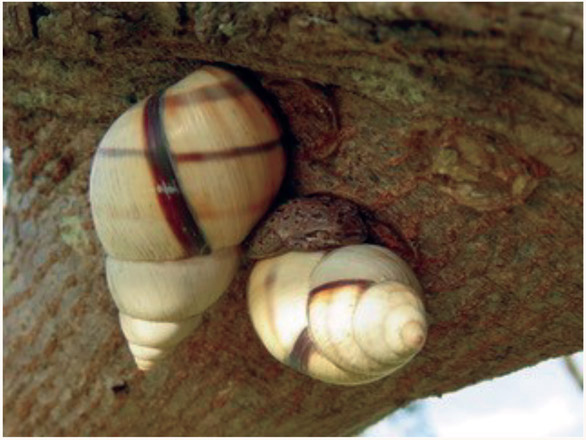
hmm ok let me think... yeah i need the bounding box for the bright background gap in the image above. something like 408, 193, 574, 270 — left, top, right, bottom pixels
361, 352, 583, 437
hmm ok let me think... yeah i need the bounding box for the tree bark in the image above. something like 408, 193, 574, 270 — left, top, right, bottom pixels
3, 2, 582, 436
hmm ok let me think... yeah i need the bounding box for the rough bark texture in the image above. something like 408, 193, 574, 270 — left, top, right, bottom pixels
3, 2, 583, 436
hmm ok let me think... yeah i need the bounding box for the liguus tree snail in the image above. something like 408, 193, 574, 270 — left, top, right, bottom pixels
247, 243, 427, 385
89, 65, 286, 370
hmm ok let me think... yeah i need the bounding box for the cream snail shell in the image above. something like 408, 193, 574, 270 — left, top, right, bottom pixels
247, 244, 427, 385
90, 65, 286, 370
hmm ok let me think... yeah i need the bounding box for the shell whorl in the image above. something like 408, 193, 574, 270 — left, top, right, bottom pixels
247, 244, 427, 385
89, 65, 286, 370
119, 313, 203, 371
106, 246, 240, 370
90, 65, 286, 261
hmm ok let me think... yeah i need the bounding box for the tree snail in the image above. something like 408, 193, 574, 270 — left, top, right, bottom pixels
246, 199, 427, 385
89, 65, 286, 370
245, 195, 368, 259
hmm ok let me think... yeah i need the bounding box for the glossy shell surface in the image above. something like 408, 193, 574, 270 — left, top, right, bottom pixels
90, 65, 286, 261
89, 65, 286, 370
247, 244, 427, 385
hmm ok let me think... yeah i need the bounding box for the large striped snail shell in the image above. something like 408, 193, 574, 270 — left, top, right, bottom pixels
90, 65, 286, 370
247, 244, 427, 385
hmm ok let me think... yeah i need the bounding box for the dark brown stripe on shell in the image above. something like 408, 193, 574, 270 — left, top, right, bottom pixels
287, 327, 314, 373
164, 78, 249, 108
143, 92, 210, 256
97, 139, 281, 161
174, 139, 281, 162
308, 279, 374, 299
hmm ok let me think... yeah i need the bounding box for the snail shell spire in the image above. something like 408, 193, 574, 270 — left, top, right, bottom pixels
247, 244, 427, 385
90, 65, 286, 370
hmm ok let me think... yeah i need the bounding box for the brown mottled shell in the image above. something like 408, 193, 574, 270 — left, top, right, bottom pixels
262, 79, 341, 160
246, 195, 367, 259
247, 244, 427, 385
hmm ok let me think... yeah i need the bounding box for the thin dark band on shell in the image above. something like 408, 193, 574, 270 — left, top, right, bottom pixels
164, 77, 249, 108
308, 279, 374, 299
287, 327, 314, 372
175, 139, 281, 161
97, 139, 281, 161
143, 92, 210, 256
